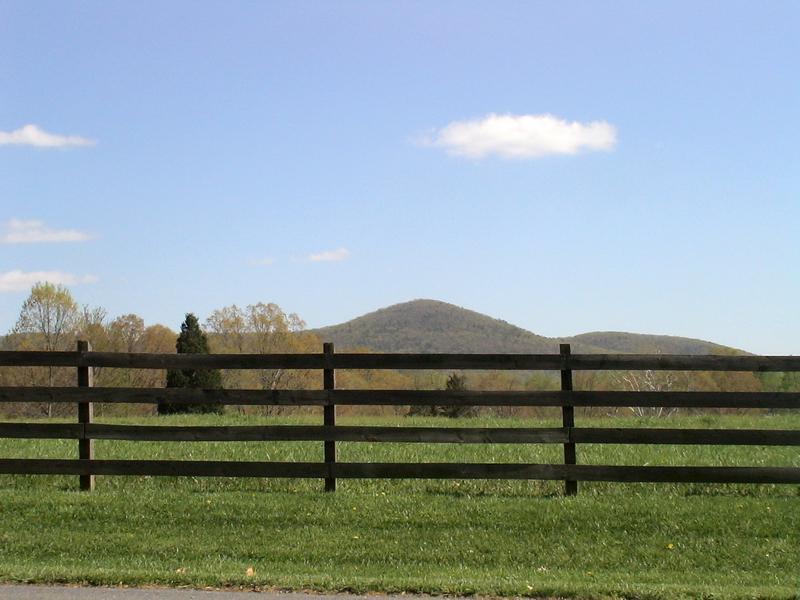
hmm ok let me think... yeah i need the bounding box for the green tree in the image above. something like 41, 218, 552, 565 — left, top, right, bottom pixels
442, 372, 477, 418
158, 313, 224, 415
408, 372, 476, 418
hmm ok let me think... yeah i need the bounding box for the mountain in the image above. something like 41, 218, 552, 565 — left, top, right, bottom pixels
563, 331, 739, 355
314, 299, 566, 353
312, 299, 743, 355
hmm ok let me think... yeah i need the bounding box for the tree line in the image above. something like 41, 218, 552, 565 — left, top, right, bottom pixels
1, 283, 796, 418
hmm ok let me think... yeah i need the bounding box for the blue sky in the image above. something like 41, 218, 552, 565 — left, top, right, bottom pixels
1, 1, 798, 354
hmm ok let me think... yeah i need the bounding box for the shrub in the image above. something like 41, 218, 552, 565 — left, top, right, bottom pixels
408, 372, 477, 418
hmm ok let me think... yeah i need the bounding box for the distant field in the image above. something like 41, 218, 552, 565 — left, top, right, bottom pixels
0, 414, 798, 598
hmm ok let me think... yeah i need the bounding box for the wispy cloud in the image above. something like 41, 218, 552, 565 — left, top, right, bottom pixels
1, 219, 92, 244
0, 124, 95, 148
308, 248, 351, 262
0, 270, 99, 293
423, 113, 616, 159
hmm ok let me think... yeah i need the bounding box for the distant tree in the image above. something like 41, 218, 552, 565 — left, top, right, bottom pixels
445, 372, 467, 391
136, 324, 177, 389
158, 313, 223, 415
78, 305, 108, 345
408, 371, 476, 418
109, 313, 146, 352
13, 283, 78, 358
205, 302, 319, 414
442, 372, 478, 418
612, 368, 681, 417
780, 372, 800, 392
12, 283, 79, 416
98, 315, 175, 389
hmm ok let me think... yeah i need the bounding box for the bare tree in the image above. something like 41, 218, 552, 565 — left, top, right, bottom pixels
12, 283, 79, 416
206, 302, 316, 414
613, 369, 684, 417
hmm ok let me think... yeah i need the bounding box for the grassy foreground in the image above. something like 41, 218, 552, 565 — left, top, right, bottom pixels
0, 413, 798, 599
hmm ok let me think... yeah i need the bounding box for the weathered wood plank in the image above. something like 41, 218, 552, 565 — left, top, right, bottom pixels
568, 354, 800, 372
0, 459, 326, 477
1, 459, 797, 483
0, 387, 331, 405
77, 340, 94, 491
560, 343, 577, 495
3, 423, 795, 446
1, 387, 798, 408
0, 351, 557, 370
0, 351, 80, 367
334, 463, 800, 483
0, 351, 325, 369
571, 428, 800, 446
330, 354, 564, 370
323, 342, 336, 492
3, 351, 799, 371
0, 422, 82, 439
82, 424, 570, 443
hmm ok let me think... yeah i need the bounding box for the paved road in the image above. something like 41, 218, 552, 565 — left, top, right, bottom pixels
0, 586, 390, 600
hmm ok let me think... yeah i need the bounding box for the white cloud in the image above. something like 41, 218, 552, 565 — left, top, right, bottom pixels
0, 270, 99, 293
425, 113, 617, 159
0, 124, 95, 148
308, 248, 351, 262
1, 219, 92, 244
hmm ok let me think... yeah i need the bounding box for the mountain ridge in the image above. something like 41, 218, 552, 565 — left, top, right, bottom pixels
312, 299, 745, 355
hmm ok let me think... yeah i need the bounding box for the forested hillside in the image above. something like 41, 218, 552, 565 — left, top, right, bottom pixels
314, 299, 566, 353
563, 331, 743, 355
313, 299, 739, 355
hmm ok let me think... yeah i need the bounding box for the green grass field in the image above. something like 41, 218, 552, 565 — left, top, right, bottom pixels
0, 413, 798, 599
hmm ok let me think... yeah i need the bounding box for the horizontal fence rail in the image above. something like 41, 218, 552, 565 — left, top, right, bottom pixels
2, 423, 800, 446
1, 388, 799, 408
0, 459, 798, 484
0, 342, 799, 494
2, 350, 800, 371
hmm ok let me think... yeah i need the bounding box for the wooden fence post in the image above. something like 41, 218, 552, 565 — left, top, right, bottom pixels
560, 343, 577, 496
323, 342, 336, 492
77, 340, 94, 491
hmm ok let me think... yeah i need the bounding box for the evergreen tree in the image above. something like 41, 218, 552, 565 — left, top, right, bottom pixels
408, 372, 476, 418
158, 313, 224, 415
442, 372, 477, 418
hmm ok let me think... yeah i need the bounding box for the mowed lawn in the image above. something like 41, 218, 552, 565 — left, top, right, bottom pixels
0, 413, 798, 599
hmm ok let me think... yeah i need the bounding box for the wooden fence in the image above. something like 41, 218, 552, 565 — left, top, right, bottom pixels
1, 342, 799, 495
